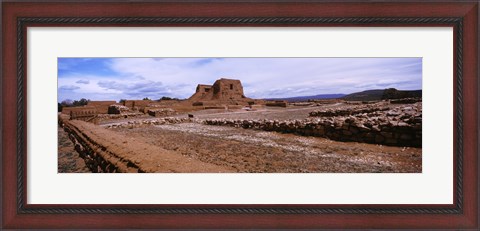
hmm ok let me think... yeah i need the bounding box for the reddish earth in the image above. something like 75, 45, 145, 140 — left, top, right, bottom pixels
60, 102, 422, 173
111, 123, 421, 173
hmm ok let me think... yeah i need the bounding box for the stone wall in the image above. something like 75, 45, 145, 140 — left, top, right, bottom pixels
147, 108, 177, 117
202, 116, 421, 147
103, 117, 191, 129
202, 103, 422, 147
390, 98, 422, 104
309, 105, 390, 117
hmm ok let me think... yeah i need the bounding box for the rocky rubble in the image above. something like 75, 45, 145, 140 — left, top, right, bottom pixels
202, 103, 422, 147
309, 104, 390, 117
96, 112, 146, 123
103, 117, 192, 129
147, 108, 177, 117
390, 98, 422, 104
108, 104, 131, 114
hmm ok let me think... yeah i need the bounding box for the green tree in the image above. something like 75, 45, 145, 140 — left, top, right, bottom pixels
160, 96, 180, 101
72, 98, 89, 106
61, 99, 73, 106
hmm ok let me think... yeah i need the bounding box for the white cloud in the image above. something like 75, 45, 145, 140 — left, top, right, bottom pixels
75, 79, 90, 84
58, 58, 422, 101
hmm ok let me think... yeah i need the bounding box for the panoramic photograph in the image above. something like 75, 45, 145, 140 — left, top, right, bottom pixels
57, 57, 422, 173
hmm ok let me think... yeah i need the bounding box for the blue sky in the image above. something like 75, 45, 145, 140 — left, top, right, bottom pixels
58, 57, 422, 102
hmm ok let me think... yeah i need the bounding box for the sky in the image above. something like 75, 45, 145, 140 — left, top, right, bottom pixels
58, 57, 422, 102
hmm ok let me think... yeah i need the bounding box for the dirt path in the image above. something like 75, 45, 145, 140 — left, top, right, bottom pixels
112, 123, 421, 173
58, 126, 91, 173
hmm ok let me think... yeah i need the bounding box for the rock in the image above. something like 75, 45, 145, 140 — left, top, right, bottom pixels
380, 132, 393, 138
400, 133, 413, 140
375, 135, 385, 143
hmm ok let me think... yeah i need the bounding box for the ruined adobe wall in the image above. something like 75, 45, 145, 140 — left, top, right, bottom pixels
211, 78, 245, 100
61, 106, 98, 123
87, 101, 117, 114
123, 100, 152, 110
60, 119, 233, 173
188, 84, 214, 102
186, 78, 259, 107
61, 105, 95, 115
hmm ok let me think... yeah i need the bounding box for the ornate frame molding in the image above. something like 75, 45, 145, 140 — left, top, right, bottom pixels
16, 17, 464, 214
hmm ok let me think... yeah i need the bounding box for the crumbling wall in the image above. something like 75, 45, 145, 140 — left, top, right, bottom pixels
147, 108, 177, 117
103, 117, 191, 129
202, 103, 422, 147
203, 117, 421, 147
309, 105, 390, 117
61, 107, 73, 115
68, 106, 98, 123
123, 100, 152, 111
108, 105, 131, 114
87, 101, 117, 114
211, 78, 246, 100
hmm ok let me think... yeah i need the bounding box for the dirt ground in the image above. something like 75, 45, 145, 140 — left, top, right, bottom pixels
58, 126, 91, 173
112, 123, 421, 173
62, 102, 421, 173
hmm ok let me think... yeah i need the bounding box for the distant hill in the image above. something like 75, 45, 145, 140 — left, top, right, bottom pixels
342, 88, 422, 101
264, 94, 346, 102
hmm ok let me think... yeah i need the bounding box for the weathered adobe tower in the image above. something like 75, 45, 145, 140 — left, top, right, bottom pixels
187, 78, 261, 106
211, 78, 246, 100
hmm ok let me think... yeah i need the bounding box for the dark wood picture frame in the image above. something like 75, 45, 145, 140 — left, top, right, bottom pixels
1, 0, 478, 229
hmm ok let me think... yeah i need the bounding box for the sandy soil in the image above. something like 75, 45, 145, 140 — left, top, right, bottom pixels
58, 126, 91, 173
112, 123, 421, 173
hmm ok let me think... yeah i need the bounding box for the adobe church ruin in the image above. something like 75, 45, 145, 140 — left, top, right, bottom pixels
61, 78, 266, 119
187, 78, 264, 108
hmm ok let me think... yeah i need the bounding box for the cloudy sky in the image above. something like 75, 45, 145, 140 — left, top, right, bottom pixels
58, 57, 422, 102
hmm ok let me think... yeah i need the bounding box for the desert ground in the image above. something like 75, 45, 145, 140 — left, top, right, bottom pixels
59, 101, 422, 173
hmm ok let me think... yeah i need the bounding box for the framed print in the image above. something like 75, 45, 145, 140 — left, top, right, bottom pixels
1, 0, 479, 229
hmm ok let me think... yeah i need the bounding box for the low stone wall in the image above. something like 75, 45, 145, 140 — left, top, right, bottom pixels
103, 117, 191, 129
147, 108, 177, 117
61, 119, 232, 173
390, 98, 422, 104
108, 105, 131, 114
309, 105, 390, 117
202, 103, 422, 148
